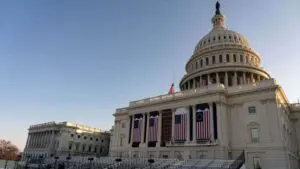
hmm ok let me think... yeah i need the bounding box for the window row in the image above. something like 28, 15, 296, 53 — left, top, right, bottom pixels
68, 143, 104, 153
197, 34, 244, 48
70, 134, 105, 142
189, 54, 259, 71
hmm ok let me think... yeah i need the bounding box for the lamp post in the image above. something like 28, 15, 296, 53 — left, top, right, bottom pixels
54, 156, 59, 169
148, 159, 155, 169
38, 155, 44, 169
87, 157, 94, 169
25, 155, 31, 169
66, 154, 71, 169
14, 154, 22, 169
4, 147, 11, 169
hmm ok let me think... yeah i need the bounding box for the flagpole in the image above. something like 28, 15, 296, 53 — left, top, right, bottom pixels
172, 70, 175, 93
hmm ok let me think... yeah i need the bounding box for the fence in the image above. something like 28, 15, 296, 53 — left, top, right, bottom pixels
0, 160, 18, 169
14, 150, 245, 169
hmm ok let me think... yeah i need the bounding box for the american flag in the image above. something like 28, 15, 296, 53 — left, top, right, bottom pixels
174, 108, 188, 141
148, 115, 158, 142
196, 108, 210, 140
133, 118, 143, 142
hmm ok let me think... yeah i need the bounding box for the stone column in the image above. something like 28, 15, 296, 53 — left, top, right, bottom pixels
243, 72, 246, 84
157, 111, 162, 147
31, 133, 35, 148
41, 132, 44, 148
216, 102, 227, 146
130, 116, 135, 145
34, 132, 38, 148
186, 106, 190, 143
193, 78, 196, 89
171, 108, 176, 140
199, 76, 202, 88
209, 103, 215, 142
207, 74, 211, 84
25, 133, 30, 149
216, 72, 220, 84
145, 112, 150, 145
193, 105, 197, 143
50, 130, 55, 150
251, 73, 255, 83
258, 75, 261, 81
225, 72, 228, 86
141, 114, 146, 143
46, 131, 51, 148
234, 71, 237, 86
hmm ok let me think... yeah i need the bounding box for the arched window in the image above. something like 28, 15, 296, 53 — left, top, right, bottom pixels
226, 54, 230, 62
240, 55, 244, 63
206, 57, 209, 65
233, 54, 236, 62
200, 59, 203, 67
212, 56, 216, 64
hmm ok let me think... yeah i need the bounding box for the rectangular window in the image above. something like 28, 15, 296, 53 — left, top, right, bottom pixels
233, 54, 236, 62
226, 54, 230, 62
219, 55, 223, 63
200, 59, 203, 67
212, 56, 215, 64
206, 57, 209, 65
253, 157, 261, 168
122, 123, 125, 128
251, 128, 259, 143
240, 55, 244, 63
248, 106, 256, 114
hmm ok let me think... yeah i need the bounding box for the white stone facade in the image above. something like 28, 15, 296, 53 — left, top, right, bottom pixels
22, 121, 110, 161
110, 3, 300, 169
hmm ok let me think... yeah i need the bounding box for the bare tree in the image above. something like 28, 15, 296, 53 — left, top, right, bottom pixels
0, 139, 20, 160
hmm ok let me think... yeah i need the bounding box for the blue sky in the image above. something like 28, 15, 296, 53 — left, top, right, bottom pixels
0, 0, 299, 150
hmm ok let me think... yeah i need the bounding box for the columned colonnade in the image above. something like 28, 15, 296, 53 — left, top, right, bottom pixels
25, 130, 56, 150
181, 71, 267, 90
128, 102, 225, 147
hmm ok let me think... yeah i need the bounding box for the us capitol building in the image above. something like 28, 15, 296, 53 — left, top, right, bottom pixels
110, 2, 300, 169
22, 121, 110, 161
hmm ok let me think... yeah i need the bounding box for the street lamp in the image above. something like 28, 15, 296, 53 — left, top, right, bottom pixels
148, 159, 155, 169
88, 157, 94, 169
24, 155, 31, 169
54, 156, 59, 169
66, 154, 71, 168
38, 155, 44, 169
14, 154, 22, 169
4, 147, 11, 169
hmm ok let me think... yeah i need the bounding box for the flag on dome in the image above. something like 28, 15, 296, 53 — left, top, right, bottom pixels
168, 83, 175, 94
174, 107, 188, 141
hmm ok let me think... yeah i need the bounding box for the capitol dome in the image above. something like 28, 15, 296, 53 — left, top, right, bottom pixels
179, 2, 271, 91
